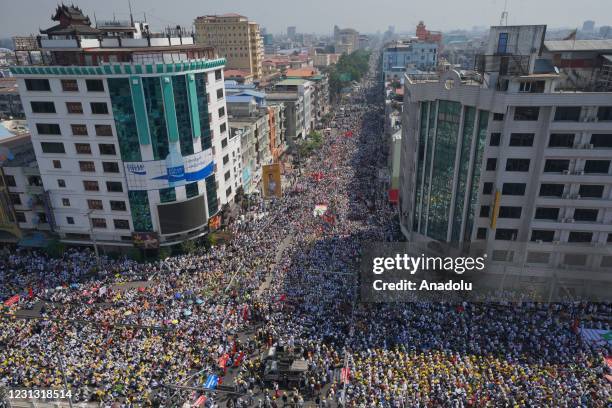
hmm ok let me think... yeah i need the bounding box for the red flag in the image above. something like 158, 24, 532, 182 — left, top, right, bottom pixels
194, 395, 207, 407
28, 287, 34, 299
242, 305, 249, 320
279, 294, 287, 302
341, 367, 351, 384
4, 294, 20, 306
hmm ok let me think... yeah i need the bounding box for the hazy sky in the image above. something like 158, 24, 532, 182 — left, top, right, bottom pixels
1, 0, 610, 37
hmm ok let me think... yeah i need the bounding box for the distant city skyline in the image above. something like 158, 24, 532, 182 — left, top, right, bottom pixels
1, 0, 611, 38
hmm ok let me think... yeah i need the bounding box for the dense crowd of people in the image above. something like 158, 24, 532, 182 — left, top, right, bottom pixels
1, 52, 611, 407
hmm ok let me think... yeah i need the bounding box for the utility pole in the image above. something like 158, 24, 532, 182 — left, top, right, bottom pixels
86, 209, 100, 267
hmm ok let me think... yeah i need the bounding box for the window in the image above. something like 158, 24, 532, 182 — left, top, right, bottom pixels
86, 79, 104, 92
218, 107, 225, 118
75, 143, 92, 154
597, 106, 612, 121
99, 144, 116, 155
95, 125, 113, 136
226, 186, 232, 197
578, 184, 604, 198
52, 160, 61, 169
66, 102, 83, 114
223, 155, 229, 165
217, 88, 224, 99
185, 182, 199, 198
609, 234, 612, 243
568, 231, 593, 243
57, 179, 66, 188
509, 133, 534, 147
502, 183, 526, 195
220, 122, 227, 133
493, 112, 505, 121
495, 228, 518, 241
87, 199, 103, 210
539, 183, 564, 197
41, 142, 65, 154
590, 134, 612, 148
71, 124, 88, 136
106, 181, 123, 192
102, 162, 119, 173
527, 252, 550, 264
531, 230, 554, 242
543, 159, 570, 173
554, 106, 581, 122
110, 200, 127, 211
505, 158, 530, 172
15, 212, 26, 223
224, 170, 231, 181
497, 32, 508, 54
498, 206, 522, 219
31, 101, 56, 113
221, 138, 228, 148
90, 102, 109, 114
549, 133, 574, 148
489, 133, 501, 146
114, 219, 130, 229
62, 198, 70, 207
79, 161, 95, 172
584, 160, 610, 174
479, 205, 490, 217
518, 80, 545, 93
535, 207, 559, 220
25, 78, 51, 91
477, 227, 487, 239
159, 187, 176, 203
573, 209, 598, 222
91, 218, 107, 228
482, 182, 493, 195
514, 107, 539, 121
36, 123, 61, 135
215, 69, 222, 80
486, 158, 497, 171
4, 175, 15, 187
66, 216, 75, 225
9, 193, 21, 205
61, 79, 78, 92
83, 181, 100, 191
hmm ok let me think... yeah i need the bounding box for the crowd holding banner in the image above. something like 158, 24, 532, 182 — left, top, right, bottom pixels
0, 52, 611, 407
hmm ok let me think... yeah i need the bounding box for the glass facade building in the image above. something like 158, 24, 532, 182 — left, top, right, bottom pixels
412, 99, 489, 243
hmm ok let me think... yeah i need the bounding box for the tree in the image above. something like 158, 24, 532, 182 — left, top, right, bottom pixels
44, 239, 65, 258
158, 247, 171, 260
180, 239, 196, 254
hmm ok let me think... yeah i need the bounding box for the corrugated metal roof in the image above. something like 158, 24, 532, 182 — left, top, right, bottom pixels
544, 39, 612, 52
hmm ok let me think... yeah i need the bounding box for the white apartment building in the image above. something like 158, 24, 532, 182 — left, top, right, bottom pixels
399, 25, 612, 298
10, 4, 233, 248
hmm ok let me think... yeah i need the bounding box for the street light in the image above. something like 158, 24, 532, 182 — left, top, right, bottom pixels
86, 209, 100, 266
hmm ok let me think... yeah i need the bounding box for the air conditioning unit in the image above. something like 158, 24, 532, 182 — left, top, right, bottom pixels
574, 170, 584, 175
536, 239, 543, 244
576, 195, 581, 200
563, 193, 570, 199
562, 169, 570, 175
553, 240, 560, 245
567, 218, 575, 223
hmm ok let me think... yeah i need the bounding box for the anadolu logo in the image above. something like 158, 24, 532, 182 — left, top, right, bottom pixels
126, 163, 146, 175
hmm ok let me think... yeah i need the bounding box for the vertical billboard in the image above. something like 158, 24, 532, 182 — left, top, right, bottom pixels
262, 163, 282, 198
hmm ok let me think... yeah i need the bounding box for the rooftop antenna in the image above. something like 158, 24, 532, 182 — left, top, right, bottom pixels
500, 0, 509, 26
128, 0, 134, 26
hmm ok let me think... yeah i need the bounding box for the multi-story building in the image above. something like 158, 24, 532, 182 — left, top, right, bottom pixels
285, 69, 329, 126
195, 14, 264, 80
287, 27, 297, 40
416, 21, 442, 45
11, 4, 231, 249
0, 122, 51, 244
382, 40, 438, 80
334, 26, 360, 55
266, 92, 304, 146
0, 79, 24, 119
274, 78, 314, 134
399, 24, 612, 297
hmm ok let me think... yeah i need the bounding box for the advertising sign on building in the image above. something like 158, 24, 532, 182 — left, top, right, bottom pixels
262, 163, 282, 198
124, 148, 214, 191
132, 232, 160, 249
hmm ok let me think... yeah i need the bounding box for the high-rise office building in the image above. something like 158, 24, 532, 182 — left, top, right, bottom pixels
10, 4, 235, 248
194, 14, 264, 79
287, 26, 297, 40
399, 25, 612, 296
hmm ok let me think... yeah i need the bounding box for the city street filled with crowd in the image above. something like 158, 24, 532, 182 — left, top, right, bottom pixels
1, 52, 611, 407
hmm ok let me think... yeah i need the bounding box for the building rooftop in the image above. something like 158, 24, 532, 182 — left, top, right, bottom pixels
275, 78, 310, 86
544, 39, 612, 52
285, 68, 318, 78
266, 92, 300, 100
227, 95, 256, 104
